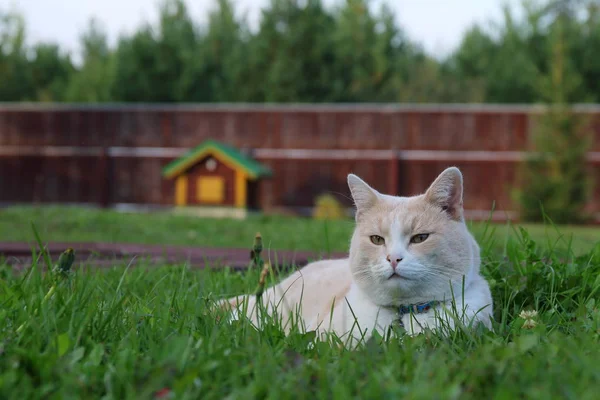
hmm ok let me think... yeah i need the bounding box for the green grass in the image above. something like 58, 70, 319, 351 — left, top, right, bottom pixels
0, 205, 598, 255
1, 223, 600, 398
1, 206, 600, 398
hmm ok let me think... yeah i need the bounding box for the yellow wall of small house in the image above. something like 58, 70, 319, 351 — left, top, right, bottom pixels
172, 153, 252, 208
175, 175, 188, 206
235, 170, 247, 208
197, 176, 225, 204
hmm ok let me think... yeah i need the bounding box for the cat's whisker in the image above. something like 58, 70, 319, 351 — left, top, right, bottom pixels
328, 190, 355, 203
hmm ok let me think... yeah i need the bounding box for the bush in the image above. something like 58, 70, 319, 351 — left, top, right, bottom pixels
312, 193, 346, 220
516, 106, 593, 224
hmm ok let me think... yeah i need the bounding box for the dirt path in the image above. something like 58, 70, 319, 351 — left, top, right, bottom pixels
0, 241, 347, 271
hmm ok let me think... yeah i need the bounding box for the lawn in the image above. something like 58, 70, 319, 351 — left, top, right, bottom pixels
0, 205, 598, 255
1, 205, 600, 398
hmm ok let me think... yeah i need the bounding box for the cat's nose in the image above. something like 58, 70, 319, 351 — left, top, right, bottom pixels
386, 254, 403, 270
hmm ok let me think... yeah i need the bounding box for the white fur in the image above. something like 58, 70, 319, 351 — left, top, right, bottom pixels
220, 167, 494, 348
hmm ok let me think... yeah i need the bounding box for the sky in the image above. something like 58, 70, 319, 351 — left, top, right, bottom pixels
6, 0, 522, 61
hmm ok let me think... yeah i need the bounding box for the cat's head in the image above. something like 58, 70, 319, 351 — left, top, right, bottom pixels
346, 167, 479, 306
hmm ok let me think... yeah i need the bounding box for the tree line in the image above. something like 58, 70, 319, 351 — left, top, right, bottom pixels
1, 0, 596, 223
0, 0, 597, 104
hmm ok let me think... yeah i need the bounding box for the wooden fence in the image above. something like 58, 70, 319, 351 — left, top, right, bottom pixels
0, 103, 599, 221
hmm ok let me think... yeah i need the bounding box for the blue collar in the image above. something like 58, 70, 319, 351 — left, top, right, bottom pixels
397, 301, 440, 327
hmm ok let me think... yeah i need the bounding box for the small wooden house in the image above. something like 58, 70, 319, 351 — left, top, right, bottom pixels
162, 139, 272, 210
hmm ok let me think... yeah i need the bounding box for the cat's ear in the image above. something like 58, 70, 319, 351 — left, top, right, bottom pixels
347, 174, 380, 218
424, 167, 464, 221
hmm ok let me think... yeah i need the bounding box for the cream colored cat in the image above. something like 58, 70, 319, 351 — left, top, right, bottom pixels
220, 167, 493, 347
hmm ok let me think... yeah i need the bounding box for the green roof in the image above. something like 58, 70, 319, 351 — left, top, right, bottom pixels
162, 139, 272, 179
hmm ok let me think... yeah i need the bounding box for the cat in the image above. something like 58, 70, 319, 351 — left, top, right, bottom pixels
219, 167, 494, 347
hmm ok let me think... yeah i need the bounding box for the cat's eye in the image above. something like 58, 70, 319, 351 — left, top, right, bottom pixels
410, 233, 430, 244
370, 235, 385, 245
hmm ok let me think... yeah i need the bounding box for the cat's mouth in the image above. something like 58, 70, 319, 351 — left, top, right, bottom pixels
388, 272, 408, 280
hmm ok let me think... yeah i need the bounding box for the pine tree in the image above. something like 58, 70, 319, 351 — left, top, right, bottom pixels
516, 7, 594, 224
